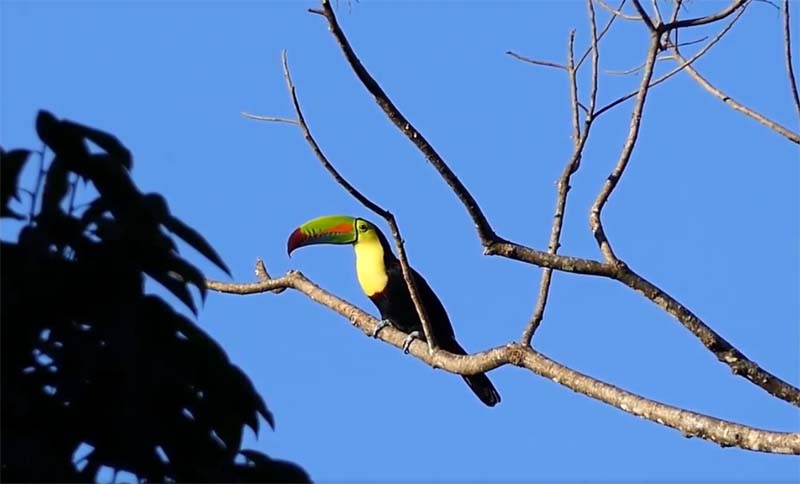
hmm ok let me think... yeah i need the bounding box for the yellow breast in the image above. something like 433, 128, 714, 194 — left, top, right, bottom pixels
354, 236, 389, 297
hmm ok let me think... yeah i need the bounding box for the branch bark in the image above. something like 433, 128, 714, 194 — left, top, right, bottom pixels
207, 267, 800, 455
311, 0, 800, 406
595, 5, 746, 118
783, 0, 800, 122
522, 3, 601, 345
589, 32, 660, 263
251, 50, 439, 352
315, 0, 498, 245
669, 41, 800, 145
663, 0, 748, 30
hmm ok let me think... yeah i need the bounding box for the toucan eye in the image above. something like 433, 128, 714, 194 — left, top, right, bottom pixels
358, 223, 368, 232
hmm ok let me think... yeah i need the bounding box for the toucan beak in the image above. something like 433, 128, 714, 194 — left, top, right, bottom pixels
287, 215, 358, 256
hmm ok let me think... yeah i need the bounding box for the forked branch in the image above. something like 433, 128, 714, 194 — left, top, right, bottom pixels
244, 51, 439, 351
522, 0, 601, 345
314, 0, 498, 245
669, 40, 800, 144
206, 267, 800, 455
310, 0, 800, 406
589, 32, 661, 263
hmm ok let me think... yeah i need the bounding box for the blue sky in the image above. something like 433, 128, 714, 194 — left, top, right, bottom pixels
2, 0, 798, 481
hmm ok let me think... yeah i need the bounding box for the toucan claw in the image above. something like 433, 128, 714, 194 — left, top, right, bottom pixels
402, 331, 420, 354
372, 319, 393, 338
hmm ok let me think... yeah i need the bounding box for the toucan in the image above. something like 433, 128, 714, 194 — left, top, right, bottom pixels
287, 214, 501, 407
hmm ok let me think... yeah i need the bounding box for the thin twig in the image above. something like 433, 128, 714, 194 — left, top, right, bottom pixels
595, 8, 745, 118
568, 32, 581, 143
631, 0, 658, 32
596, 0, 640, 20
316, 0, 498, 245
522, 2, 601, 345
664, 0, 748, 30
782, 0, 800, 122
313, 0, 800, 406
669, 0, 683, 24
651, 0, 663, 24
670, 40, 800, 144
206, 267, 800, 455
604, 38, 704, 75
505, 51, 566, 70
240, 112, 300, 125
522, 32, 580, 345
278, 50, 437, 351
590, 34, 661, 262
577, 0, 625, 69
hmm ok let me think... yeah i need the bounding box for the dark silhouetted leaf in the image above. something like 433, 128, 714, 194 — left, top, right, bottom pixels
0, 148, 31, 219
143, 194, 231, 276
237, 450, 311, 483
60, 119, 132, 171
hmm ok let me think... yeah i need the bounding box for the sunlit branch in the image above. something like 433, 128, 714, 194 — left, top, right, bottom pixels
207, 266, 800, 455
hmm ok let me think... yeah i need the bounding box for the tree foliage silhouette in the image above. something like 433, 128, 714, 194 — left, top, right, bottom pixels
0, 111, 310, 483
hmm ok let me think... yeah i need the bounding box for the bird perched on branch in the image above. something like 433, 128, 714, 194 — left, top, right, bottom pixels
287, 214, 501, 407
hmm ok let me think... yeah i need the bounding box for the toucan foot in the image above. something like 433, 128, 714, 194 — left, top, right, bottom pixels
402, 331, 421, 354
372, 319, 393, 338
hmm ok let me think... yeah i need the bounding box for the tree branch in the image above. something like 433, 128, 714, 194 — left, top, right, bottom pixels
631, 0, 658, 32
315, 0, 498, 245
596, 0, 640, 21
589, 33, 661, 262
664, 0, 748, 30
782, 0, 800, 121
669, 40, 800, 144
277, 50, 439, 351
595, 6, 746, 118
577, 0, 625, 70
505, 51, 566, 70
206, 266, 800, 455
311, 0, 800, 406
522, 4, 601, 345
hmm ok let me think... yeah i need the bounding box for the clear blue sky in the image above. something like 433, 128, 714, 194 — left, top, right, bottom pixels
2, 1, 798, 481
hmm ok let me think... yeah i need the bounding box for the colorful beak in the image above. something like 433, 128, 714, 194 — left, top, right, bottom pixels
287, 215, 358, 256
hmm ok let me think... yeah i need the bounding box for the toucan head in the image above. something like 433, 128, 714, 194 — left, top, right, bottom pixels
287, 215, 381, 256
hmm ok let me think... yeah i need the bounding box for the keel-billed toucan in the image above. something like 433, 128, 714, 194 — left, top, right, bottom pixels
287, 215, 501, 407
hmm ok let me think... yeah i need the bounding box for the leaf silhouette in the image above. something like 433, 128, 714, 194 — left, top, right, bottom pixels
0, 148, 31, 220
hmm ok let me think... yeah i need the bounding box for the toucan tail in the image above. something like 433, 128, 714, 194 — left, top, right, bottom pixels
443, 338, 501, 407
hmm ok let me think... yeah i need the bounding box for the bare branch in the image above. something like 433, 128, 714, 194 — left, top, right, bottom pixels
207, 267, 800, 455
596, 6, 745, 117
577, 0, 625, 69
490, 239, 800, 406
604, 38, 704, 76
522, 7, 601, 344
664, 0, 748, 30
276, 50, 438, 351
670, 41, 800, 144
310, 0, 800, 405
651, 0, 663, 24
590, 33, 661, 262
668, 0, 683, 24
255, 258, 285, 293
631, 0, 658, 31
240, 112, 299, 125
315, 0, 498, 245
596, 0, 640, 20
783, 0, 800, 121
505, 51, 566, 70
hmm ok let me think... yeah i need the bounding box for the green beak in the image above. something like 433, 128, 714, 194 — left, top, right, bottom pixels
287, 215, 358, 256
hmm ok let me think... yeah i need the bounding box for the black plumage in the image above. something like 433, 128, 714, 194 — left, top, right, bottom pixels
368, 230, 501, 407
